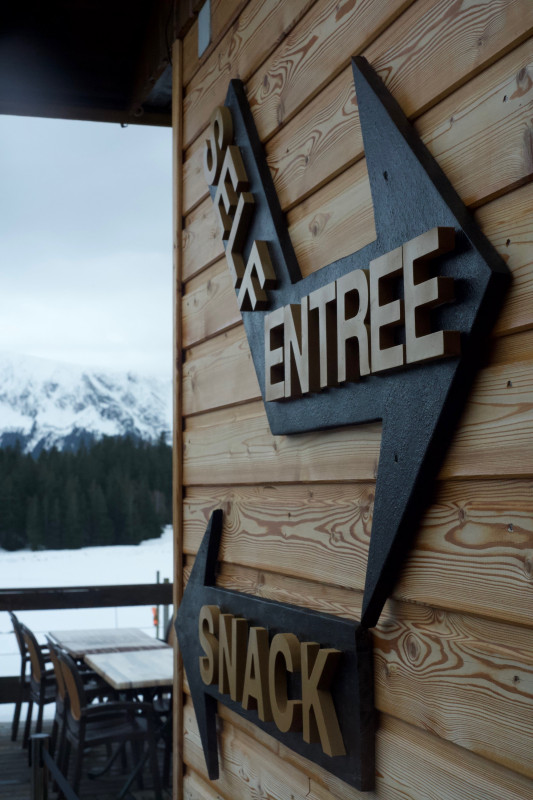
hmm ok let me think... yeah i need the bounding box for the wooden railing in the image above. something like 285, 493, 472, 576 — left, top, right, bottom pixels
0, 582, 174, 704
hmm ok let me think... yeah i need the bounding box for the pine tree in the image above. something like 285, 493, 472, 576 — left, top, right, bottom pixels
26, 495, 43, 550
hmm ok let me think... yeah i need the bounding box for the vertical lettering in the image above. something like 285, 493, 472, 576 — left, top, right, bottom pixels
218, 614, 248, 702
213, 145, 249, 241
336, 269, 370, 383
403, 227, 460, 363
237, 241, 277, 311
369, 247, 404, 372
203, 106, 233, 186
241, 627, 273, 721
265, 306, 285, 401
198, 605, 220, 686
269, 633, 302, 733
309, 282, 337, 389
284, 298, 315, 397
301, 642, 345, 757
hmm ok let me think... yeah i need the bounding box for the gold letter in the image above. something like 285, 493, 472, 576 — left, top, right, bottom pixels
268, 633, 302, 733
204, 106, 233, 186
403, 227, 460, 363
370, 247, 404, 372
213, 145, 250, 241
199, 605, 220, 686
309, 282, 337, 389
237, 241, 277, 311
336, 269, 370, 383
301, 642, 345, 757
218, 614, 248, 702
284, 298, 316, 397
241, 627, 273, 721
265, 306, 285, 401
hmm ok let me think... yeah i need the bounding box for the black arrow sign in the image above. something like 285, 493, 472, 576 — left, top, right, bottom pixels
212, 58, 510, 629
175, 510, 375, 790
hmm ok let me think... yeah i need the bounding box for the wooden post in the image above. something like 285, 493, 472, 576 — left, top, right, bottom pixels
171, 34, 184, 800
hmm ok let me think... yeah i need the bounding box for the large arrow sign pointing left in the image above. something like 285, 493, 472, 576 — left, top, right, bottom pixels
175, 510, 375, 790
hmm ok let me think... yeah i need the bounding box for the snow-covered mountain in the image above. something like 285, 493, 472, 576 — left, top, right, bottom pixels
0, 352, 172, 455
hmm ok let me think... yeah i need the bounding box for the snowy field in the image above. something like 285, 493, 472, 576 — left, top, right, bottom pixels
0, 526, 173, 721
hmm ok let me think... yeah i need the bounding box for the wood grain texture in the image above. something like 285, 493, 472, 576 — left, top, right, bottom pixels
182, 478, 533, 627
182, 341, 533, 478
183, 400, 382, 485
183, 196, 224, 282
182, 259, 241, 349
286, 161, 376, 279
180, 176, 533, 352
490, 328, 533, 366
183, 325, 261, 416
182, 0, 250, 88
441, 360, 533, 478
183, 136, 206, 216
183, 53, 533, 288
366, 0, 533, 118
184, 560, 533, 779
476, 180, 533, 338
245, 0, 413, 143
183, 0, 316, 148
415, 37, 533, 209
374, 602, 533, 779
183, 699, 533, 800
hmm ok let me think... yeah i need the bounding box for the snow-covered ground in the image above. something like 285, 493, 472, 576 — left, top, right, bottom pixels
0, 526, 173, 721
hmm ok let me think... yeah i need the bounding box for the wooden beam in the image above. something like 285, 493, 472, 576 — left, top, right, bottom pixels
171, 35, 185, 800
0, 584, 173, 612
129, 0, 174, 117
0, 101, 171, 127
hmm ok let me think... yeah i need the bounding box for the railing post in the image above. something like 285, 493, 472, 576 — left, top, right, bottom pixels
156, 570, 161, 638
30, 733, 50, 800
163, 577, 170, 638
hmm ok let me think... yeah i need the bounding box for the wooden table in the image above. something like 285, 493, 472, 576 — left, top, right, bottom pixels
84, 646, 174, 691
48, 627, 168, 659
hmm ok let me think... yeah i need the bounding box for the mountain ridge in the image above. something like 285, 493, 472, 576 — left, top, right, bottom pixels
0, 352, 172, 455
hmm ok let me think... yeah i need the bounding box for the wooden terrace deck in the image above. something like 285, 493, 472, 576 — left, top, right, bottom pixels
0, 720, 171, 799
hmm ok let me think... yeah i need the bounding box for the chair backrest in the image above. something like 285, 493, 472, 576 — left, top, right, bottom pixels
8, 611, 26, 659
57, 649, 87, 722
45, 636, 67, 703
21, 623, 45, 684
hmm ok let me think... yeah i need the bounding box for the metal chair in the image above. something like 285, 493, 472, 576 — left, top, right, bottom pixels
8, 611, 30, 742
58, 649, 162, 798
20, 622, 56, 748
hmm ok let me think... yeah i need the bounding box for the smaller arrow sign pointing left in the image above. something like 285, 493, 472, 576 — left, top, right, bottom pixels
175, 510, 376, 790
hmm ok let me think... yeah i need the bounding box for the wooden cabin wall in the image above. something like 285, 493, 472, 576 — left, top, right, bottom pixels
173, 1, 533, 797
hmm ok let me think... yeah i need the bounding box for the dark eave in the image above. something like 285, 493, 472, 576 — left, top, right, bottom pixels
0, 0, 183, 127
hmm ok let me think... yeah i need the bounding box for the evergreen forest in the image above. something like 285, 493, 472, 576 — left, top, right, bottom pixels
0, 435, 172, 551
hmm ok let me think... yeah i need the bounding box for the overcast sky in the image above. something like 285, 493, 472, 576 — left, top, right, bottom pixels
0, 114, 172, 378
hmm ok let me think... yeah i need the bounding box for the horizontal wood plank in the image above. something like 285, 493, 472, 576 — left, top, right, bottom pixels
183, 0, 317, 148
476, 181, 533, 337
365, 0, 533, 120
182, 197, 224, 282
184, 400, 381, 484
182, 260, 241, 348
182, 0, 250, 88
286, 161, 376, 279
183, 360, 533, 481
181, 178, 533, 353
182, 478, 533, 627
441, 360, 533, 478
184, 560, 533, 779
183, 48, 533, 292
183, 698, 533, 800
183, 326, 260, 415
